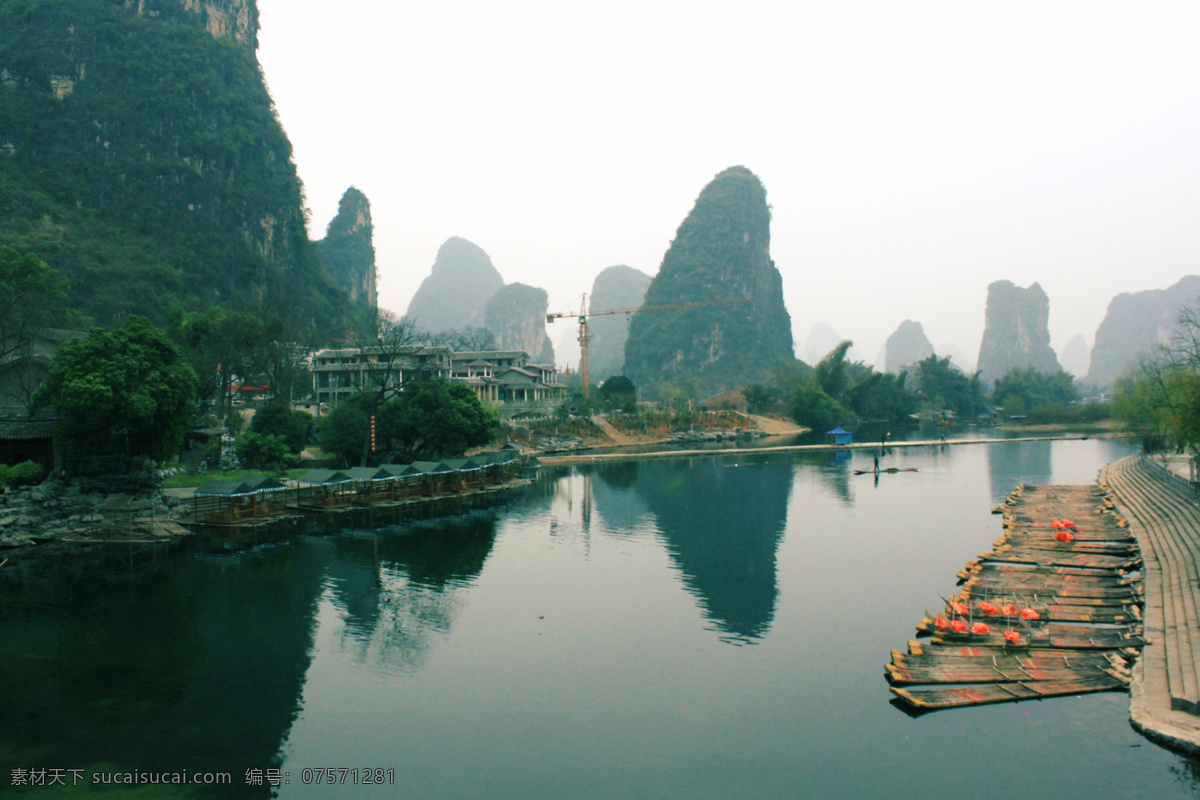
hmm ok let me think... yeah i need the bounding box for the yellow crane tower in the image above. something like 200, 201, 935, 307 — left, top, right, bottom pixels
546, 294, 750, 397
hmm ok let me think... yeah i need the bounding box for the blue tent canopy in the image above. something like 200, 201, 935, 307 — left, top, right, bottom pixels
825, 427, 853, 445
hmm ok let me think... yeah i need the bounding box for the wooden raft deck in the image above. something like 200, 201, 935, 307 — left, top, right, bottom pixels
1104, 455, 1200, 753
888, 482, 1141, 712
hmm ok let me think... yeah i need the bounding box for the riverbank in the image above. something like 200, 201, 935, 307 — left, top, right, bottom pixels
0, 472, 184, 550
1104, 455, 1200, 754
537, 432, 1107, 466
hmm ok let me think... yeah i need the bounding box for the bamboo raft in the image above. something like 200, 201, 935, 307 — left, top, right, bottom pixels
887, 482, 1143, 712
890, 674, 1131, 711
893, 646, 1126, 670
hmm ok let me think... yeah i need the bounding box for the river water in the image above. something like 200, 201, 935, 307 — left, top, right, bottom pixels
4, 437, 1200, 799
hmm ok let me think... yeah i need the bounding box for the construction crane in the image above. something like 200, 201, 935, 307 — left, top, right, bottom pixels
547, 294, 750, 397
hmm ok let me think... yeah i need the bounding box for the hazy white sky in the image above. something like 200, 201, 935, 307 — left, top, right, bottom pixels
256, 0, 1200, 371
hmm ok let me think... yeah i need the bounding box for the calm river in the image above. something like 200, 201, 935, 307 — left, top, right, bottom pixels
4, 437, 1200, 799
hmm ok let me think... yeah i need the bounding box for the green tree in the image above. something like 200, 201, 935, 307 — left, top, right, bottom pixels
846, 371, 918, 421
743, 384, 777, 414
814, 341, 853, 400
1115, 357, 1200, 455
790, 378, 850, 432
32, 316, 198, 469
376, 381, 499, 461
598, 376, 637, 414
235, 431, 291, 473
168, 306, 270, 419
914, 355, 987, 417
0, 247, 70, 363
317, 393, 372, 467
250, 402, 313, 454
992, 368, 1078, 414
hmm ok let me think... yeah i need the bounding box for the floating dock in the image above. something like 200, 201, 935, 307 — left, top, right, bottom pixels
888, 482, 1141, 712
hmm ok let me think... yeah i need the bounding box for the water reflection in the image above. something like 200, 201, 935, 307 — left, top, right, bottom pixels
324, 515, 499, 671
591, 461, 652, 533
627, 457, 792, 644
783, 449, 855, 503
987, 439, 1052, 501
0, 539, 329, 799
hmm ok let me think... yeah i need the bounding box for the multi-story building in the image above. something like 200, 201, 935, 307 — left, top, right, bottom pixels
311, 346, 567, 417
311, 345, 452, 408
449, 351, 566, 415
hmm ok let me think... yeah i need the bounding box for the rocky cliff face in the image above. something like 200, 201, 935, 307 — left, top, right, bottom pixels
976, 281, 1061, 384
1087, 275, 1200, 387
484, 283, 555, 364
0, 0, 348, 330
317, 188, 377, 312
588, 265, 651, 381
624, 166, 794, 397
178, 0, 258, 47
406, 238, 504, 332
884, 320, 934, 374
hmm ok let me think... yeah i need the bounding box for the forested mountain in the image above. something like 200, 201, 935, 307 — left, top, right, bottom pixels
624, 166, 795, 397
317, 187, 377, 312
0, 0, 351, 332
406, 237, 504, 332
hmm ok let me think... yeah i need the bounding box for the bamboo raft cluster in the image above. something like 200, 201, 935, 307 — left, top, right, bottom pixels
888, 483, 1143, 711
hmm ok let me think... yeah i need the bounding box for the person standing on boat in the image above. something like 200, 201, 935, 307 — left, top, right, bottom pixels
873, 455, 879, 473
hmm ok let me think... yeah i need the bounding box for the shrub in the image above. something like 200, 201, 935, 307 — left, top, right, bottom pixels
2, 460, 44, 488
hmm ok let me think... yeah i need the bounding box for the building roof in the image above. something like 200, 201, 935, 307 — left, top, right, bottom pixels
381, 463, 423, 477
0, 409, 58, 440
450, 350, 529, 362
194, 480, 257, 497
345, 466, 392, 481
296, 469, 353, 485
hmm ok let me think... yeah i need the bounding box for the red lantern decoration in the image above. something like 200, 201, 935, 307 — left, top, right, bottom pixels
978, 601, 1000, 616
1051, 519, 1063, 530
950, 619, 968, 633
1062, 519, 1076, 528
1000, 604, 1018, 617
951, 601, 968, 615
1020, 608, 1040, 620
1054, 530, 1075, 542
1002, 630, 1021, 644
971, 622, 990, 634
934, 616, 950, 631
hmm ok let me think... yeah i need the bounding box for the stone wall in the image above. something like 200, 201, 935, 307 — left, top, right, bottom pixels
0, 474, 181, 549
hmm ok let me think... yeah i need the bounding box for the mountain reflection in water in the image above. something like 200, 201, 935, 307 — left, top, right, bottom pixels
588, 457, 791, 644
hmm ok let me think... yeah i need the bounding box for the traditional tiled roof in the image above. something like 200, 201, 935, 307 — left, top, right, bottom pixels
0, 417, 57, 441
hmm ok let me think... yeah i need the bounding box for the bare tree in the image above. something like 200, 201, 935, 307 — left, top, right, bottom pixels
430, 326, 497, 352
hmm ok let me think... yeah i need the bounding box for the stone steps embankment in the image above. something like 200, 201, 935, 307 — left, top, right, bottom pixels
1103, 455, 1200, 751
